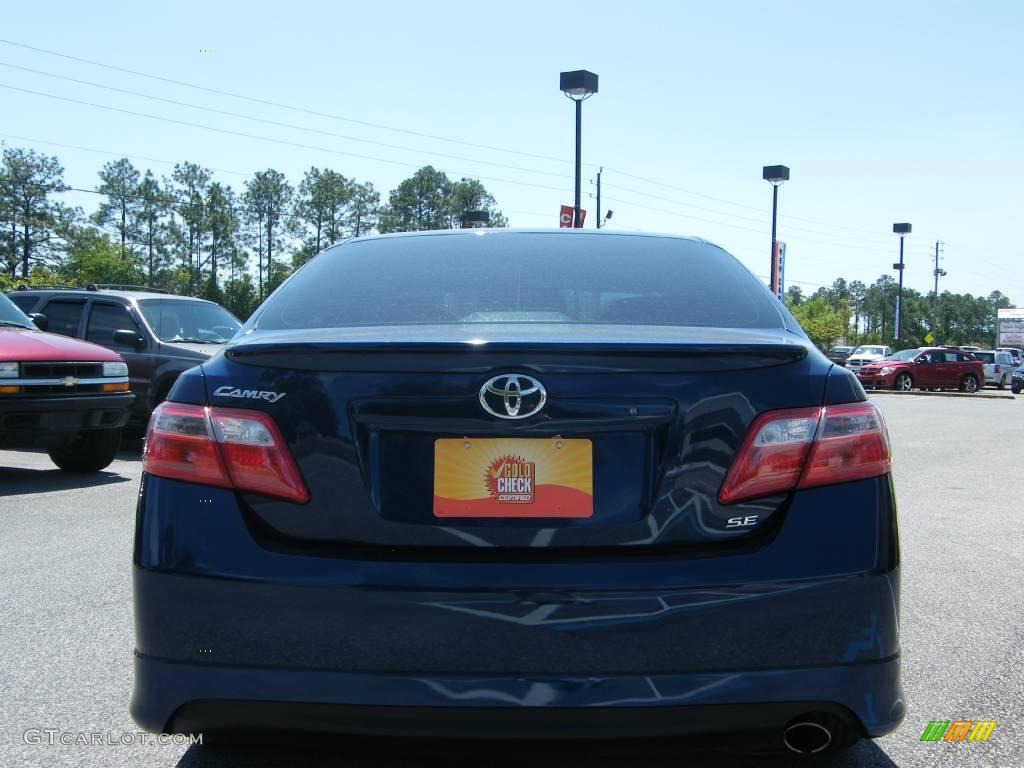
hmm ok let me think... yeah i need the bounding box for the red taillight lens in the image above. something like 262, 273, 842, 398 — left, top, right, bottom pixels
209, 409, 309, 503
144, 402, 231, 488
144, 402, 309, 503
798, 402, 891, 489
718, 407, 820, 505
718, 401, 891, 505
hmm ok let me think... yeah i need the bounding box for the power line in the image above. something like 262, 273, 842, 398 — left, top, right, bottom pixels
0, 60, 571, 182
0, 38, 943, 247
603, 195, 898, 256
0, 132, 250, 177
0, 82, 567, 194
0, 38, 575, 167
608, 181, 905, 248
602, 166, 908, 239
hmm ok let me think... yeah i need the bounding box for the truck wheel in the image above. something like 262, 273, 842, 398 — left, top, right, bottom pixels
47, 429, 122, 472
893, 373, 914, 392
958, 375, 979, 394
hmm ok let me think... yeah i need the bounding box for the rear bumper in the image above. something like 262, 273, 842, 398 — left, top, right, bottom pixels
133, 654, 901, 740
132, 475, 903, 739
0, 393, 133, 436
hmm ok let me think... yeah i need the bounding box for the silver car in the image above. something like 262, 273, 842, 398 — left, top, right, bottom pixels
845, 345, 893, 373
972, 350, 1016, 389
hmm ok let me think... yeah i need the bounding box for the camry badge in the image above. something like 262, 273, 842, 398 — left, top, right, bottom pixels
479, 374, 546, 419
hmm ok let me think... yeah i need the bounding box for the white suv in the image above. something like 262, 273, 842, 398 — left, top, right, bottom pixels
972, 350, 1016, 389
845, 345, 893, 373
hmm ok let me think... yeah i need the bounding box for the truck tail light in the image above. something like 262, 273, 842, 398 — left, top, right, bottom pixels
144, 402, 309, 503
719, 402, 891, 505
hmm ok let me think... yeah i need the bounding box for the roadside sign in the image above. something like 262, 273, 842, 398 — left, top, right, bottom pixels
559, 205, 586, 228
997, 308, 1024, 345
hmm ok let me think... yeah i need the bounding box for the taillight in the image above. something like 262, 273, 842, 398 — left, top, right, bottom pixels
718, 407, 820, 505
144, 402, 309, 503
719, 401, 891, 505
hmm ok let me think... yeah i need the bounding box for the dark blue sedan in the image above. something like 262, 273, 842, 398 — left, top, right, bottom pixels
131, 229, 902, 756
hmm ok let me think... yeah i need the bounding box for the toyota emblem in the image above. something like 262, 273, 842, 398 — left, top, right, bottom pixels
479, 374, 547, 420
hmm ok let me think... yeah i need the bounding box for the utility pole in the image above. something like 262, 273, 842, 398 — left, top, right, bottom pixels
933, 241, 945, 340
596, 167, 602, 228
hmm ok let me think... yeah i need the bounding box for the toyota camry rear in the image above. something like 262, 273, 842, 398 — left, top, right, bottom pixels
131, 229, 902, 755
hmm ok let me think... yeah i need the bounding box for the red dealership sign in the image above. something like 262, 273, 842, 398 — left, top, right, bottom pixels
559, 205, 586, 228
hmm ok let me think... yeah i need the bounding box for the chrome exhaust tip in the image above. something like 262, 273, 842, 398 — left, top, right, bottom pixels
783, 720, 833, 754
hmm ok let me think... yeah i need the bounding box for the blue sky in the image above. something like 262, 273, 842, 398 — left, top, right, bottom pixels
1, 0, 1021, 300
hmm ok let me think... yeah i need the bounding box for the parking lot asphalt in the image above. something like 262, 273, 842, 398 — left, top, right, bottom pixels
1, 393, 1021, 768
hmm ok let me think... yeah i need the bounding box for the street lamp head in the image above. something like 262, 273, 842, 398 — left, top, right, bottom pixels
762, 165, 790, 185
893, 222, 912, 236
560, 70, 599, 101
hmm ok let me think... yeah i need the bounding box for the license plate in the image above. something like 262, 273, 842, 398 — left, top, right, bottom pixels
433, 437, 593, 518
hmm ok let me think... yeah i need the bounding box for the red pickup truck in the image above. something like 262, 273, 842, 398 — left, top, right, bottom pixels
0, 293, 134, 471
855, 347, 984, 393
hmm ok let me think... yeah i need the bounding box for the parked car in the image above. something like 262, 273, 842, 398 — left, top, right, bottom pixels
8, 285, 241, 427
970, 350, 1016, 389
827, 345, 855, 366
958, 345, 980, 352
0, 292, 133, 471
132, 230, 901, 755
844, 344, 892, 373
1012, 366, 1024, 395
856, 347, 984, 393
996, 347, 1023, 367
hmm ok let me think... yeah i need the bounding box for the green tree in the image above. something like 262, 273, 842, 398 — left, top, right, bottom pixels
169, 162, 213, 292
222, 273, 259, 320
202, 183, 240, 294
293, 167, 352, 265
787, 295, 848, 351
378, 166, 452, 233
244, 169, 293, 298
135, 171, 174, 284
347, 181, 379, 237
61, 229, 144, 286
0, 146, 70, 278
92, 158, 141, 258
447, 177, 508, 228
784, 285, 804, 306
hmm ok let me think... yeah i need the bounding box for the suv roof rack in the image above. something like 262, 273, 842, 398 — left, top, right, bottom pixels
15, 283, 171, 294
90, 283, 170, 294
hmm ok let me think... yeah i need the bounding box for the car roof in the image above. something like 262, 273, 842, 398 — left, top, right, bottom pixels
9, 287, 217, 304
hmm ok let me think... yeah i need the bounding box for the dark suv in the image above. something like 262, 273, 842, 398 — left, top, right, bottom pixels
8, 285, 241, 427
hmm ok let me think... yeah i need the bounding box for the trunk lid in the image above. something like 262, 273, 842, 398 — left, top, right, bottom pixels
202, 325, 830, 551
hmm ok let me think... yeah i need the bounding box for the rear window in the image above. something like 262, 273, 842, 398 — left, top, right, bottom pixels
973, 352, 994, 363
253, 233, 785, 330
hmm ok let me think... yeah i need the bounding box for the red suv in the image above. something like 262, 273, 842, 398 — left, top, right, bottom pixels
856, 347, 984, 393
0, 293, 134, 471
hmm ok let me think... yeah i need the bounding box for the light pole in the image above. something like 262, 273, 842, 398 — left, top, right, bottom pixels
762, 165, 790, 297
560, 70, 598, 228
893, 223, 912, 343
